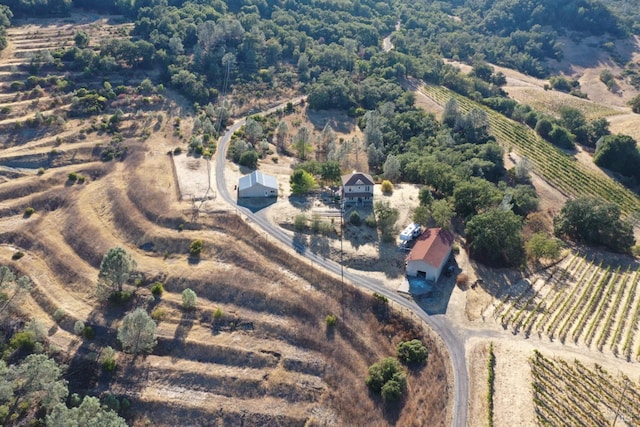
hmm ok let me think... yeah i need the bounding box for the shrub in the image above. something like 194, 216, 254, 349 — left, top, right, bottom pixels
213, 307, 223, 319
11, 251, 24, 260
53, 308, 66, 322
182, 288, 197, 309
349, 210, 361, 226
73, 320, 85, 336
83, 325, 95, 339
325, 314, 337, 327
397, 339, 429, 365
37, 167, 45, 175
365, 357, 407, 402
102, 393, 120, 412
102, 358, 117, 372
24, 207, 35, 217
150, 282, 164, 296
294, 214, 307, 231
9, 331, 36, 351
68, 172, 79, 182
381, 180, 393, 194
189, 240, 203, 257
150, 307, 167, 321
364, 214, 377, 227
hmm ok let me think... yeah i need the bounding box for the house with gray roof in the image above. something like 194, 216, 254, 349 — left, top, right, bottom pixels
238, 171, 278, 198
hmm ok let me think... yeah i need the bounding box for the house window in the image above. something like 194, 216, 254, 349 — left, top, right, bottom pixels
366, 186, 370, 191
349, 188, 352, 192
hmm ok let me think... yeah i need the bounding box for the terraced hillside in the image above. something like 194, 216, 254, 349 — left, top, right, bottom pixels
0, 18, 451, 426
485, 252, 640, 361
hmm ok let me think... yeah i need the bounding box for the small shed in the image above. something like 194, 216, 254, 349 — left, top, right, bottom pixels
405, 228, 454, 283
238, 171, 278, 198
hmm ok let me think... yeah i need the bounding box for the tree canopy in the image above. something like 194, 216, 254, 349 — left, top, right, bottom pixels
465, 209, 524, 266
97, 247, 136, 300
118, 308, 158, 354
553, 197, 635, 253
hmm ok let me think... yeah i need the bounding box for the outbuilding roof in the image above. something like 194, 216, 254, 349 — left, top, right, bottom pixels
341, 171, 374, 187
238, 170, 278, 191
406, 228, 455, 267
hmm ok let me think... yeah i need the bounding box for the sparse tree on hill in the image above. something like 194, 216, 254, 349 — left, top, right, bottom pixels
48, 396, 127, 427
275, 120, 289, 153
74, 31, 89, 48
293, 127, 313, 160
97, 247, 136, 301
1, 354, 68, 419
117, 308, 157, 354
365, 357, 407, 402
243, 118, 262, 145
182, 288, 197, 310
0, 266, 31, 317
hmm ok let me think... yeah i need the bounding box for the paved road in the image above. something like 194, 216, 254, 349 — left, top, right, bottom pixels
214, 99, 468, 427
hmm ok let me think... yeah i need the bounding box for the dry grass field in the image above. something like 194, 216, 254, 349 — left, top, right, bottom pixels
0, 16, 452, 426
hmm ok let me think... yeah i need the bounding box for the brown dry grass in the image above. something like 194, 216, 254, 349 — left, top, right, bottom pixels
0, 15, 452, 427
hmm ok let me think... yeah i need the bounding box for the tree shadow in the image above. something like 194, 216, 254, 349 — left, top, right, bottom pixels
173, 311, 194, 344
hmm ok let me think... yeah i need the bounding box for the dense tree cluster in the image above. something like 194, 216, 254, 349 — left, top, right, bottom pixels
553, 197, 635, 253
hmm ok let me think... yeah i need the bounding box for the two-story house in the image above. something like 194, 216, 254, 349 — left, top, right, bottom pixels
341, 172, 374, 205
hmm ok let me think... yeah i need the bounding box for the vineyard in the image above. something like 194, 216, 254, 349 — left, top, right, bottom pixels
419, 84, 640, 219
530, 350, 640, 426
484, 252, 640, 360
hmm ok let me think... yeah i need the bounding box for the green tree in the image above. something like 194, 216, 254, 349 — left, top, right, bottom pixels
430, 199, 454, 230
383, 154, 401, 182
629, 94, 640, 113
525, 233, 562, 264
290, 169, 317, 195
535, 118, 553, 139
47, 396, 127, 427
239, 150, 259, 169
293, 127, 313, 160
1, 354, 68, 422
465, 209, 524, 266
453, 179, 501, 219
117, 308, 157, 354
96, 247, 136, 301
275, 120, 289, 153
365, 357, 407, 402
74, 31, 89, 48
320, 161, 341, 183
593, 134, 640, 180
0, 267, 31, 317
553, 197, 635, 253
418, 187, 434, 207
509, 184, 539, 216
397, 339, 428, 365
374, 201, 399, 242
412, 205, 430, 227
243, 117, 262, 145
181, 288, 197, 310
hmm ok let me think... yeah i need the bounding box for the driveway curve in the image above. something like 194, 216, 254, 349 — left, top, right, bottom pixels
214, 99, 468, 427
